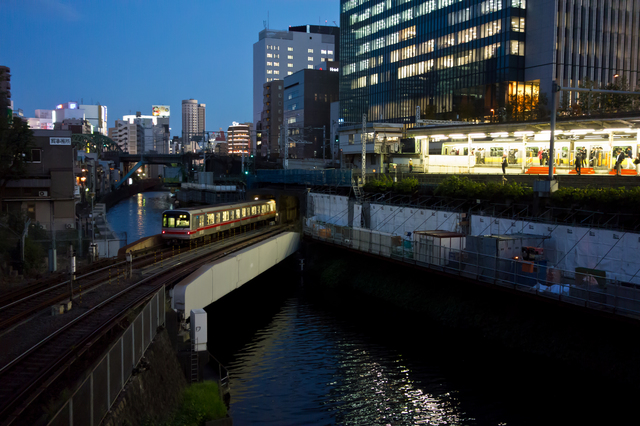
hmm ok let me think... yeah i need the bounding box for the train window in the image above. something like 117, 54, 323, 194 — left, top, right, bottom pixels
207, 213, 215, 224
490, 147, 504, 157
236, 209, 241, 219
223, 211, 229, 222
230, 211, 234, 220
242, 208, 246, 217
262, 205, 267, 213
216, 213, 221, 223
252, 206, 257, 215
163, 213, 189, 228
199, 215, 204, 228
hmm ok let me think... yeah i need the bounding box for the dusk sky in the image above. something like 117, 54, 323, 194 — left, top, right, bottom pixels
1, 0, 340, 136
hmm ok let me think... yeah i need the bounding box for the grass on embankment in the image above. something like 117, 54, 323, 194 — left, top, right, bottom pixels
167, 381, 227, 426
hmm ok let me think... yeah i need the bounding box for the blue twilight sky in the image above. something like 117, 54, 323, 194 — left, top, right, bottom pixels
0, 0, 340, 136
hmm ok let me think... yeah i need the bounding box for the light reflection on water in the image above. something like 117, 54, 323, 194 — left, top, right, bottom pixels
226, 297, 466, 426
105, 191, 173, 243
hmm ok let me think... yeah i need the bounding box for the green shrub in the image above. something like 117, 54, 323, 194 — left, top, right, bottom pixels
551, 186, 640, 211
396, 177, 419, 194
170, 381, 227, 426
363, 174, 394, 192
434, 176, 532, 201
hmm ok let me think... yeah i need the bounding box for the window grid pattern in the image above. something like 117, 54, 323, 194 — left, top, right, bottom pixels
340, 0, 527, 124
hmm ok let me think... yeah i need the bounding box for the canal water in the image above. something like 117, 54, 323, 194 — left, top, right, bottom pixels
108, 192, 637, 425
106, 191, 173, 244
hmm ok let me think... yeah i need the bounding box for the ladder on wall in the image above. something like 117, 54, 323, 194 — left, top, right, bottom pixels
190, 338, 199, 383
352, 177, 363, 203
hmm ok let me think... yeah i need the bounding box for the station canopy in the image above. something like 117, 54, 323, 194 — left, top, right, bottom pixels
410, 116, 640, 142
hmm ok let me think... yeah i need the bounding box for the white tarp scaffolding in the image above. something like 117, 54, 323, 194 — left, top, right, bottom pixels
308, 192, 462, 235
369, 204, 461, 235
308, 193, 350, 226
470, 215, 640, 285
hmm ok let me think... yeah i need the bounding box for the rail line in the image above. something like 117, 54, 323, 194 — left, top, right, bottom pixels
0, 226, 267, 333
0, 226, 287, 425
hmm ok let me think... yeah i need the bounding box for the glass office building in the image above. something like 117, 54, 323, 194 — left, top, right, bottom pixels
339, 0, 640, 125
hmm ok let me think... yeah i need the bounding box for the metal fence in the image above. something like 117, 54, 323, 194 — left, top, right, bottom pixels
48, 287, 166, 426
254, 169, 354, 186
304, 221, 640, 320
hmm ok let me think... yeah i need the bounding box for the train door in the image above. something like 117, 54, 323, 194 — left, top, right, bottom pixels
526, 146, 540, 166
613, 143, 634, 169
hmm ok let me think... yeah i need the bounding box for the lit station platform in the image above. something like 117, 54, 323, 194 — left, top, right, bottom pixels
338, 116, 640, 176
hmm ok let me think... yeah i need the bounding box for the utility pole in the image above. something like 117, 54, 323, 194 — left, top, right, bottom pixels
361, 114, 367, 185
549, 80, 558, 182
322, 125, 326, 161
68, 244, 75, 306
284, 119, 289, 170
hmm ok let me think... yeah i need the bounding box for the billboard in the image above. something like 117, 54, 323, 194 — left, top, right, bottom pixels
152, 105, 170, 117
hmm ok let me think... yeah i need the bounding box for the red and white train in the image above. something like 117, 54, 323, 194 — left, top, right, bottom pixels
161, 199, 277, 243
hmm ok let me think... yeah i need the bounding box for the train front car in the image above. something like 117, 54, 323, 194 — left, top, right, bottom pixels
161, 209, 192, 243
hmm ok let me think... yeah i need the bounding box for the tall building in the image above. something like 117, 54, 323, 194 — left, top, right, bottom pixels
339, 0, 640, 125
260, 80, 284, 157
109, 120, 141, 154
116, 112, 170, 154
283, 69, 339, 159
182, 99, 206, 153
253, 25, 339, 150
227, 122, 252, 156
80, 104, 108, 136
0, 66, 11, 116
47, 102, 108, 135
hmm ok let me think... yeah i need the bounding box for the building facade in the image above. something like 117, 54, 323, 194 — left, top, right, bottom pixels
109, 120, 141, 154
260, 80, 284, 158
339, 0, 640, 125
2, 130, 78, 231
0, 65, 11, 116
284, 69, 339, 159
253, 26, 339, 150
182, 99, 206, 152
227, 122, 252, 156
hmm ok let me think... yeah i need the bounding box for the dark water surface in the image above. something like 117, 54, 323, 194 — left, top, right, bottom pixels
207, 261, 638, 426
105, 191, 172, 243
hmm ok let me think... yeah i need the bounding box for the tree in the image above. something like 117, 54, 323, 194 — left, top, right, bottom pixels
0, 113, 36, 210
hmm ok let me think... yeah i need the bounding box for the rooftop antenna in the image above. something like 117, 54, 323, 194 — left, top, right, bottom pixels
263, 20, 266, 30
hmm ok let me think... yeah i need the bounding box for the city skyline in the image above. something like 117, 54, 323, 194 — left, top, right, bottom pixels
0, 0, 339, 138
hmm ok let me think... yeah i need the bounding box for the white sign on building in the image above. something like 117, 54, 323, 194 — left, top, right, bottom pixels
50, 137, 71, 145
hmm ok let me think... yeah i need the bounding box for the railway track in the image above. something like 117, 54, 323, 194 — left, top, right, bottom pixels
0, 250, 161, 333
0, 226, 261, 333
0, 226, 287, 425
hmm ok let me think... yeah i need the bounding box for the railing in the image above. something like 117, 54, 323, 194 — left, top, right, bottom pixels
207, 351, 230, 400
48, 287, 166, 425
255, 169, 353, 186
304, 220, 640, 321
